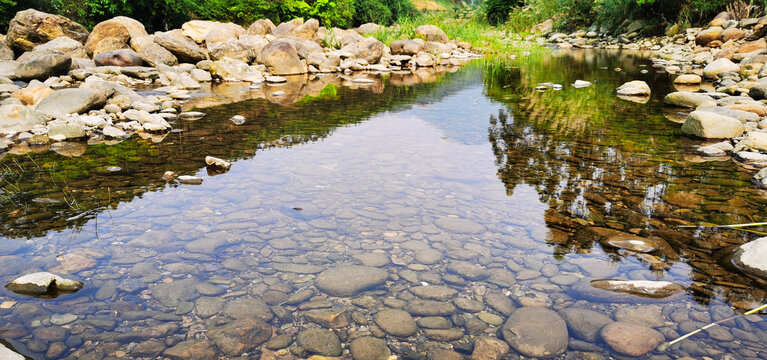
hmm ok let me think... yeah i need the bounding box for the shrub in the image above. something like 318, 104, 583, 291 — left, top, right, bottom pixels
485, 0, 523, 25
353, 0, 417, 25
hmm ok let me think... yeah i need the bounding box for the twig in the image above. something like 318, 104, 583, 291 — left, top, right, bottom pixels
657, 303, 767, 352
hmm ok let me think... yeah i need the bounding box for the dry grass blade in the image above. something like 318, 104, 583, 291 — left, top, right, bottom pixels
727, 0, 761, 20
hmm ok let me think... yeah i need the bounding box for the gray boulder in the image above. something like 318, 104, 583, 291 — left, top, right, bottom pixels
0, 35, 13, 60
29, 36, 87, 59
247, 19, 275, 36
35, 88, 112, 117
616, 80, 650, 96
257, 40, 307, 75
13, 53, 71, 80
6, 9, 88, 52
501, 307, 568, 358
207, 39, 250, 62
154, 33, 207, 63
663, 91, 715, 108
415, 25, 448, 43
0, 104, 48, 134
681, 110, 745, 138
697, 106, 759, 123
94, 49, 144, 67
48, 123, 87, 140
138, 42, 178, 67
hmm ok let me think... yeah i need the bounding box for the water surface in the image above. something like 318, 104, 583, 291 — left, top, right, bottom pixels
1, 50, 766, 359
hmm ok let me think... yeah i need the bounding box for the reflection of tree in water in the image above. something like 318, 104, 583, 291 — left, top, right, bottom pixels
484, 54, 767, 308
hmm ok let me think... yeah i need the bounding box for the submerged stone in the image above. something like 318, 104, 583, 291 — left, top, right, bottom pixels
501, 307, 568, 358
590, 279, 686, 298
315, 265, 388, 297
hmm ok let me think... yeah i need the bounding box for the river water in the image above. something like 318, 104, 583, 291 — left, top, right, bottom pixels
1, 50, 766, 359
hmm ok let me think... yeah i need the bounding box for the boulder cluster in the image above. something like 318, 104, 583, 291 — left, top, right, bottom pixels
535, 12, 767, 189
0, 9, 479, 154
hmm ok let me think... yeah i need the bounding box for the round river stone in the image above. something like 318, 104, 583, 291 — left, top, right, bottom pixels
501, 307, 568, 358
600, 321, 665, 356
315, 265, 388, 297
374, 308, 417, 337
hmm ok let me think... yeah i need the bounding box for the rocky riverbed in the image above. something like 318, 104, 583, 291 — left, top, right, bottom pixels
0, 9, 480, 155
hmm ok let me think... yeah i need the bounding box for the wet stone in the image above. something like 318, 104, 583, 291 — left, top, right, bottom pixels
350, 336, 391, 360
152, 278, 200, 308
285, 288, 315, 305
353, 253, 390, 267
410, 285, 458, 301
417, 316, 451, 329
304, 308, 351, 328
415, 249, 443, 264
477, 311, 504, 326
559, 307, 614, 342
131, 339, 165, 357
195, 297, 224, 318
265, 334, 293, 350
405, 299, 457, 316
428, 349, 465, 360
600, 321, 665, 357
207, 317, 272, 356
222, 297, 274, 322
164, 339, 217, 360
501, 307, 568, 358
453, 298, 484, 313
374, 308, 417, 337
484, 292, 514, 316
315, 265, 388, 296
615, 305, 665, 328
296, 328, 343, 357
446, 261, 490, 281
470, 336, 510, 360
424, 328, 465, 341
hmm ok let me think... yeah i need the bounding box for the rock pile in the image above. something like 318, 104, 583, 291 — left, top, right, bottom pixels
0, 9, 480, 154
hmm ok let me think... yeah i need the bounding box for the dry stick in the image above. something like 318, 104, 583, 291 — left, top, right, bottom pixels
657, 303, 767, 352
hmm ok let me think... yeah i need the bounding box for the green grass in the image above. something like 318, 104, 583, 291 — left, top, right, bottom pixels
368, 8, 549, 58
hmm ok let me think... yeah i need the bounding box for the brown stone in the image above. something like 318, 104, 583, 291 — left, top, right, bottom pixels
695, 27, 723, 46
600, 322, 665, 356
722, 27, 746, 42
85, 16, 147, 56
737, 38, 767, 53
6, 9, 88, 52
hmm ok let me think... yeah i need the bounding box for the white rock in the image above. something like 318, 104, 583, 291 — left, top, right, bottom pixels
616, 81, 650, 96
571, 80, 592, 88
681, 110, 744, 138
178, 175, 203, 184
0, 343, 24, 360
178, 111, 205, 120
6, 272, 83, 294
205, 156, 231, 170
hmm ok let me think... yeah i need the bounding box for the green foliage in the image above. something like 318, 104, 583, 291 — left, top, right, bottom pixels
352, 0, 416, 25
485, 0, 522, 25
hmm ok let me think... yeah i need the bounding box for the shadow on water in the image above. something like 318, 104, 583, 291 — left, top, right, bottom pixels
485, 49, 767, 307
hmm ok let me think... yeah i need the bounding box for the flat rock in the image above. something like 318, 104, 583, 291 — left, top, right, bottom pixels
501, 307, 568, 358
374, 308, 417, 336
207, 318, 272, 356
409, 285, 457, 301
296, 328, 342, 357
405, 299, 456, 316
6, 272, 83, 295
350, 336, 390, 360
435, 217, 485, 233
446, 261, 489, 281
590, 279, 685, 298
315, 265, 388, 297
35, 88, 109, 117
164, 339, 216, 360
600, 321, 665, 356
559, 307, 613, 342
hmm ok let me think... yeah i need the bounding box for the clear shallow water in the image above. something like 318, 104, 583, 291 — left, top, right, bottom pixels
1, 51, 767, 359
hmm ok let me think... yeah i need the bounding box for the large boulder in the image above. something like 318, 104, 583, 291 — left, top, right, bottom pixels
722, 27, 747, 42
94, 49, 144, 67
703, 58, 740, 78
154, 33, 208, 63
342, 38, 385, 64
5, 272, 83, 295
415, 25, 448, 43
29, 36, 87, 59
207, 39, 250, 62
273, 19, 304, 37
181, 20, 245, 43
209, 58, 250, 82
615, 80, 650, 96
6, 9, 88, 52
663, 91, 714, 108
137, 41, 178, 67
0, 104, 47, 135
13, 53, 71, 80
502, 307, 568, 358
239, 35, 269, 61
737, 38, 767, 53
730, 236, 767, 280
35, 88, 112, 117
247, 19, 275, 36
357, 23, 383, 35
85, 16, 148, 56
695, 26, 723, 46
0, 35, 13, 60
681, 110, 744, 139
673, 74, 702, 85
257, 40, 307, 75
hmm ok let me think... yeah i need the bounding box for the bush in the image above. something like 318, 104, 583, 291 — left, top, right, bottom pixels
485, 0, 523, 25
353, 0, 417, 25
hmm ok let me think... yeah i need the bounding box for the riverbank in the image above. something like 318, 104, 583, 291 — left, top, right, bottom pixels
0, 9, 481, 155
